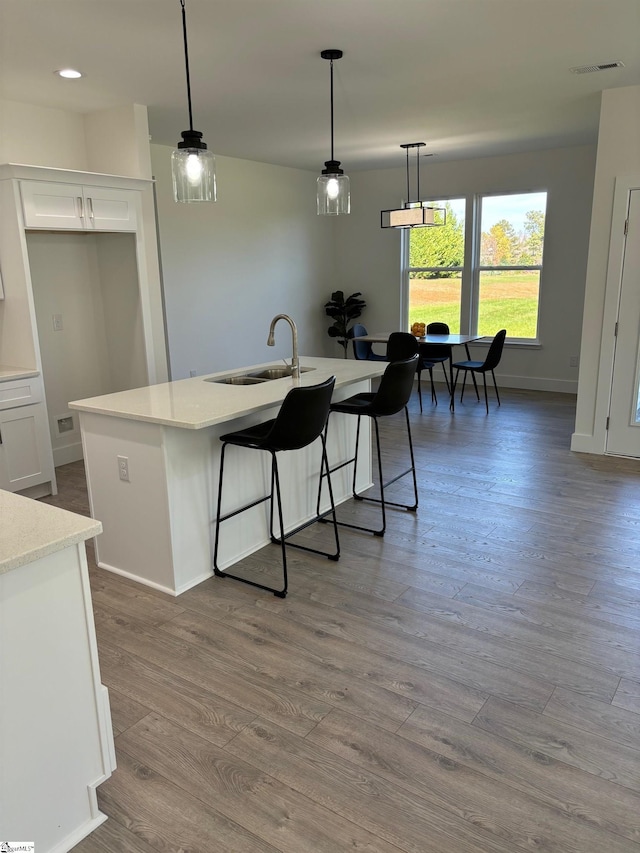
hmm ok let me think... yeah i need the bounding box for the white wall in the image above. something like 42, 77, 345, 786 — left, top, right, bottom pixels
151, 144, 336, 378
0, 98, 151, 179
572, 84, 640, 453
28, 233, 113, 463
0, 99, 89, 170
334, 145, 597, 392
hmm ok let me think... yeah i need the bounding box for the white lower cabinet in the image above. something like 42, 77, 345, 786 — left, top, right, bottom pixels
0, 376, 55, 494
0, 402, 52, 492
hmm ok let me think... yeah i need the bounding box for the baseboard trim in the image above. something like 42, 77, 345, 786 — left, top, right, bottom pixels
571, 432, 605, 454
498, 375, 578, 394
423, 375, 577, 394
53, 441, 84, 467
48, 811, 107, 853
95, 559, 180, 597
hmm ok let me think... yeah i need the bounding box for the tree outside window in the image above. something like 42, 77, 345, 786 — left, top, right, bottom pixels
408, 199, 465, 333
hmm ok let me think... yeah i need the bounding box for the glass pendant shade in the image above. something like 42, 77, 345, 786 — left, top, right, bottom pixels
317, 166, 350, 215
172, 132, 216, 202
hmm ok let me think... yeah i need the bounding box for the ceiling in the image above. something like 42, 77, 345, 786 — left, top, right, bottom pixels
1, 0, 639, 172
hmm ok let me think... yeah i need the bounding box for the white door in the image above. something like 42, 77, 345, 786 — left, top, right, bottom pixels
606, 188, 640, 457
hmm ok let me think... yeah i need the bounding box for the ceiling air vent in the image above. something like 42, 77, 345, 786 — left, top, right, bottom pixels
570, 60, 625, 74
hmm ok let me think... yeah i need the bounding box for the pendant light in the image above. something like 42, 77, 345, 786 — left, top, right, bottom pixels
171, 0, 216, 203
381, 143, 445, 228
317, 49, 350, 216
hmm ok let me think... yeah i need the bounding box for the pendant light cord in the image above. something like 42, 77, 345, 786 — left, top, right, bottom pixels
180, 0, 194, 132
329, 58, 335, 162
406, 146, 410, 203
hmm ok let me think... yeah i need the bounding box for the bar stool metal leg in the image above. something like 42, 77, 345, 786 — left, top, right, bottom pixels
214, 438, 340, 598
318, 405, 418, 537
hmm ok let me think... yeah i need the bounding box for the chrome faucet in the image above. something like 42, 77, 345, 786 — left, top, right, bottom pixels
267, 314, 300, 378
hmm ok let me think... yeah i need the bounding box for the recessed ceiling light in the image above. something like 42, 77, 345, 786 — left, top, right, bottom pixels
56, 68, 82, 79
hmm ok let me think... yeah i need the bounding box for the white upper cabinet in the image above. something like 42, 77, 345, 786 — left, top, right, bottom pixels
20, 181, 137, 231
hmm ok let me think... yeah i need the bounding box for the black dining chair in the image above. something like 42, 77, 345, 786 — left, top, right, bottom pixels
452, 329, 507, 414
348, 323, 387, 361
318, 355, 419, 536
213, 376, 340, 597
419, 322, 452, 393
387, 331, 437, 411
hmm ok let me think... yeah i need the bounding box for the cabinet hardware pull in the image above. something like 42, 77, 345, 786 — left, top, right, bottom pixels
0, 428, 3, 445
77, 196, 84, 219
87, 197, 94, 219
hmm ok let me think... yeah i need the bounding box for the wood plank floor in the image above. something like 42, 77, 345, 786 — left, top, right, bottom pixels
41, 387, 640, 853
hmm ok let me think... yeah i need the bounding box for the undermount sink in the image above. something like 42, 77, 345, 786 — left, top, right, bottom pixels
206, 375, 266, 386
248, 366, 315, 380
205, 366, 315, 385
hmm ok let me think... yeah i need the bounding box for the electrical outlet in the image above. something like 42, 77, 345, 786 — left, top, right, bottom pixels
52, 313, 63, 331
569, 355, 579, 367
117, 455, 130, 482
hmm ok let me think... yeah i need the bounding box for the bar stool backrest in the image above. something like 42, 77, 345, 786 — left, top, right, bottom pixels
370, 355, 419, 416
262, 376, 336, 451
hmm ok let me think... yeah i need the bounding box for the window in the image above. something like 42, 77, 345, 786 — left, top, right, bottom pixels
408, 199, 465, 334
407, 191, 547, 341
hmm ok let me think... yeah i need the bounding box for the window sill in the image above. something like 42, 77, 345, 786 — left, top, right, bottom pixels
471, 338, 541, 349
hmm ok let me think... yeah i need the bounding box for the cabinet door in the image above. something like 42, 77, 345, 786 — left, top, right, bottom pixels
0, 403, 52, 492
84, 186, 137, 231
21, 181, 85, 229
20, 182, 137, 232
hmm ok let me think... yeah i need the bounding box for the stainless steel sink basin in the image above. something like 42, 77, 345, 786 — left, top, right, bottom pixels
248, 366, 315, 380
205, 366, 315, 385
205, 375, 267, 385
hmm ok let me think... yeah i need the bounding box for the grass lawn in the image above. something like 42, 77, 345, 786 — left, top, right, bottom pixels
409, 271, 539, 338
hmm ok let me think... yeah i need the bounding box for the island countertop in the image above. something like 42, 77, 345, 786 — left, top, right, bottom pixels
0, 489, 102, 575
69, 356, 385, 429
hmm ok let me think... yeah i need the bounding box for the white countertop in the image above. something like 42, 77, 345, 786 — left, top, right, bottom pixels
69, 356, 385, 429
0, 490, 102, 575
0, 365, 40, 382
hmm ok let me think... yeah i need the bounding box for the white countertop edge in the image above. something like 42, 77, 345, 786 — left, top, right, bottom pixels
0, 489, 102, 575
69, 356, 386, 430
0, 365, 40, 382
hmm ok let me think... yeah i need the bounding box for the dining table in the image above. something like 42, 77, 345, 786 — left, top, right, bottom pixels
352, 332, 484, 411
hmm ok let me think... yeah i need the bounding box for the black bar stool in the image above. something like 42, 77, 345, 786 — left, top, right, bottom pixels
318, 355, 419, 537
387, 331, 437, 412
213, 376, 340, 598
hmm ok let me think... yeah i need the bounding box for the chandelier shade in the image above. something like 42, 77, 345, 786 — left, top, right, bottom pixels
171, 0, 216, 203
317, 49, 350, 216
381, 143, 445, 229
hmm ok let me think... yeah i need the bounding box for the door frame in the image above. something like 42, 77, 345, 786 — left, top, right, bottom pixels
590, 175, 640, 455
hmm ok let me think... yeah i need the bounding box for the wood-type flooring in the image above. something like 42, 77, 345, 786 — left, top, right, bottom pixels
40, 386, 640, 853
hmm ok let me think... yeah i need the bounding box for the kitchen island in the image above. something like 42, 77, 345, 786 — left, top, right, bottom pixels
70, 356, 385, 595
1, 490, 114, 851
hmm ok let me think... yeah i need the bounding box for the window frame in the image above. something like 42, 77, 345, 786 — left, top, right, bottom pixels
405, 189, 547, 345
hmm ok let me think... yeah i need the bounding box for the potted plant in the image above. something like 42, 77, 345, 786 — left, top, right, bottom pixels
324, 290, 367, 356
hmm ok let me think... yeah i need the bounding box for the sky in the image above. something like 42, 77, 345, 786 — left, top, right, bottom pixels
432, 192, 547, 234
